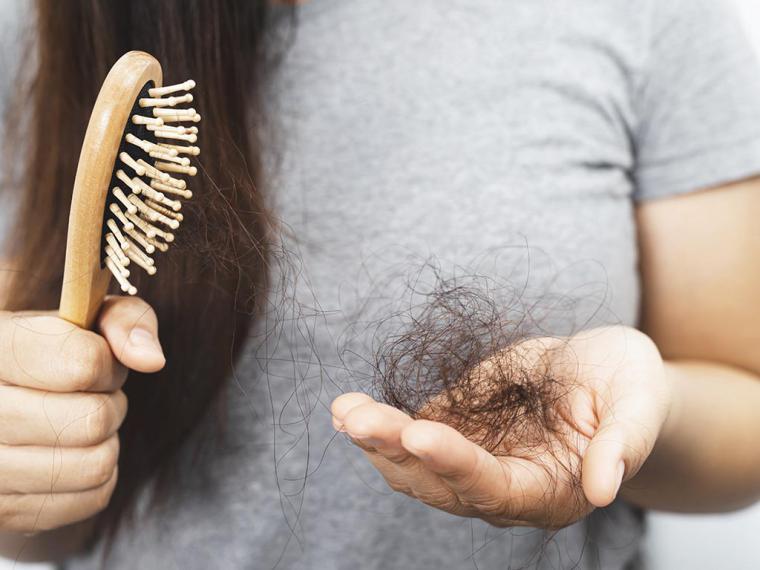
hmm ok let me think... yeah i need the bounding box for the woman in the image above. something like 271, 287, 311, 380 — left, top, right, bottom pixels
1, 0, 760, 568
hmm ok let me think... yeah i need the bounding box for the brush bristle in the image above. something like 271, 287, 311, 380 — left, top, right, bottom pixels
103, 80, 200, 295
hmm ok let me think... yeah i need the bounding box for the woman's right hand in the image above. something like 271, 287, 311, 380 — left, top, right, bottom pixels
0, 296, 165, 533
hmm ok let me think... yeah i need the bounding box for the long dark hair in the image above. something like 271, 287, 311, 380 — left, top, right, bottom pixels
2, 0, 281, 545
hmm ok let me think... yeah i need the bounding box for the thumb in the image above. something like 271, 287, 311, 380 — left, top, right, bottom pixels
581, 394, 663, 508
96, 296, 165, 373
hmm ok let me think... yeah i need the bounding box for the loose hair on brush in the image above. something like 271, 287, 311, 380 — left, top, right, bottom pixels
1, 0, 282, 544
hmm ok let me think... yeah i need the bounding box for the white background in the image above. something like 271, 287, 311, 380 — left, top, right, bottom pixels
2, 0, 760, 569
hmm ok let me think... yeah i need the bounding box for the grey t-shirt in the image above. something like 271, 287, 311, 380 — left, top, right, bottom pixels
28, 0, 760, 568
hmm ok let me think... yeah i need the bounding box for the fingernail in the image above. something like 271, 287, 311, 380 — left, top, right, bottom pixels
129, 327, 163, 356
613, 460, 626, 496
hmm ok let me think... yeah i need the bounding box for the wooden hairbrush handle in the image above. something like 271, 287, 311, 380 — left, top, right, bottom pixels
59, 52, 162, 329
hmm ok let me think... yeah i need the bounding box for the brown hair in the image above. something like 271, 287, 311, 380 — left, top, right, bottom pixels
2, 0, 282, 544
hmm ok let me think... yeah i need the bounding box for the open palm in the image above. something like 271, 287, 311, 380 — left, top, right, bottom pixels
332, 326, 671, 528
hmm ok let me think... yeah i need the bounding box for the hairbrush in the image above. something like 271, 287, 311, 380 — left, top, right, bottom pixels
58, 51, 201, 328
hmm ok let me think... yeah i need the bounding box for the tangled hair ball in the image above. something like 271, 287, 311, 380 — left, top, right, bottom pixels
367, 267, 585, 477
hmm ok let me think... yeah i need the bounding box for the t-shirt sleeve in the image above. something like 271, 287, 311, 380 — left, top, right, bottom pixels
633, 0, 760, 201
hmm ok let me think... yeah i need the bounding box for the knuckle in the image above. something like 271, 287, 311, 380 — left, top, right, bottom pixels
113, 390, 129, 423
61, 332, 109, 390
412, 487, 459, 511
389, 452, 418, 469
1, 497, 48, 533
0, 498, 24, 533
81, 437, 120, 488
92, 468, 118, 513
4, 515, 36, 533
386, 480, 410, 494
83, 396, 116, 443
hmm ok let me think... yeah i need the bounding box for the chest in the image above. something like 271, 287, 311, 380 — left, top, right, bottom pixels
265, 0, 645, 328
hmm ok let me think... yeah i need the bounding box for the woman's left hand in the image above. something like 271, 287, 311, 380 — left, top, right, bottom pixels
331, 326, 673, 529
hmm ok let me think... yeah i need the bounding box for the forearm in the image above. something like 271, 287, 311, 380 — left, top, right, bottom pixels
621, 360, 760, 512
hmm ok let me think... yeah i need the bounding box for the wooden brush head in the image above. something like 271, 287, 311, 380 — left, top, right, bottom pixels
59, 51, 199, 329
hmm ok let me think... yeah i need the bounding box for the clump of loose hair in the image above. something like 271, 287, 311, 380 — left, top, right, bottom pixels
367, 268, 584, 486
356, 267, 596, 536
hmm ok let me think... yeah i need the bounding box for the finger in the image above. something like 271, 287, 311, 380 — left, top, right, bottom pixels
333, 395, 414, 493
582, 392, 663, 508
0, 386, 127, 447
1, 468, 118, 533
0, 435, 119, 494
0, 312, 127, 392
342, 401, 415, 461
96, 296, 165, 373
341, 402, 461, 508
331, 392, 375, 431
401, 420, 525, 518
